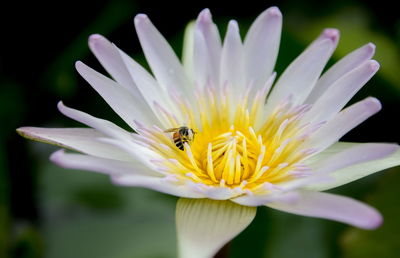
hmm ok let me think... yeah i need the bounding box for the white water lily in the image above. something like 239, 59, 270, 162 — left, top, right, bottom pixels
18, 7, 400, 258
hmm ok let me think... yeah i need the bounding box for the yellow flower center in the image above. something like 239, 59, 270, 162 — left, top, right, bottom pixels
138, 86, 317, 194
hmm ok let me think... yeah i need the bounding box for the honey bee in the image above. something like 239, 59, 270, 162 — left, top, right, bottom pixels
164, 126, 196, 151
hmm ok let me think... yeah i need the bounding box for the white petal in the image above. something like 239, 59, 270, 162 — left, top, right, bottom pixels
17, 127, 132, 161
306, 43, 376, 103
304, 143, 400, 191
232, 191, 300, 207
304, 60, 379, 123
51, 150, 196, 197
88, 35, 162, 124
202, 186, 237, 200
193, 9, 222, 88
182, 21, 195, 81
88, 34, 141, 99
193, 29, 210, 88
268, 173, 332, 194
117, 48, 183, 125
220, 20, 244, 95
254, 72, 277, 129
305, 142, 354, 163
306, 97, 381, 151
50, 149, 159, 177
266, 190, 382, 229
309, 28, 340, 49
276, 142, 398, 192
98, 137, 164, 171
176, 198, 256, 258
182, 181, 238, 200
265, 29, 338, 112
244, 6, 282, 90
309, 143, 399, 174
75, 61, 160, 129
134, 14, 192, 100
57, 101, 131, 141
112, 174, 202, 198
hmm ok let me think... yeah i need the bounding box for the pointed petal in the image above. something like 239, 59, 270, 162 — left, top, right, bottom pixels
134, 14, 192, 99
304, 60, 379, 123
57, 101, 131, 141
232, 191, 300, 207
75, 61, 160, 129
57, 104, 165, 172
17, 127, 132, 161
98, 137, 164, 170
50, 149, 159, 177
88, 35, 161, 124
196, 9, 222, 72
193, 9, 222, 88
182, 21, 196, 81
51, 149, 199, 198
192, 28, 210, 88
199, 185, 237, 200
306, 43, 376, 103
305, 141, 354, 163
220, 20, 244, 95
266, 191, 382, 229
176, 198, 256, 258
307, 97, 381, 151
304, 143, 400, 191
112, 174, 202, 198
309, 143, 399, 174
265, 29, 338, 112
276, 143, 398, 192
88, 34, 140, 98
244, 6, 282, 90
117, 48, 182, 125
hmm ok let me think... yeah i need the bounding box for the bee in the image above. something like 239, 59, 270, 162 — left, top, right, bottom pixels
164, 126, 196, 151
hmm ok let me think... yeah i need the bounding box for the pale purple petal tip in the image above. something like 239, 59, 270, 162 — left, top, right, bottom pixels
134, 13, 148, 26
321, 28, 340, 43
50, 149, 67, 167
363, 210, 383, 230
266, 6, 282, 18
75, 60, 85, 71
88, 34, 104, 47
267, 191, 385, 230
366, 42, 376, 53
368, 60, 380, 72
198, 8, 212, 23
228, 20, 239, 31
57, 101, 72, 118
364, 97, 382, 112
57, 100, 64, 110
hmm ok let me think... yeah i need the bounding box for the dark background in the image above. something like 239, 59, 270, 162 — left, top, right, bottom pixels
1, 0, 400, 257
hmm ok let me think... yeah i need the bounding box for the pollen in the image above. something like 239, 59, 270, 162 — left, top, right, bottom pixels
136, 85, 319, 195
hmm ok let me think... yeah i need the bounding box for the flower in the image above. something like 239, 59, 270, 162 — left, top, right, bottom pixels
18, 6, 400, 258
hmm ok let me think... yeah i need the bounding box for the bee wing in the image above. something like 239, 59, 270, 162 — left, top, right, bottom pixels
164, 128, 179, 133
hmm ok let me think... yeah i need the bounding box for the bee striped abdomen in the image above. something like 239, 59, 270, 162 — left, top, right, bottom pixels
173, 132, 185, 150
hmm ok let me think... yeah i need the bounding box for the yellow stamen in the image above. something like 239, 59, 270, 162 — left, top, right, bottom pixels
140, 87, 316, 193
207, 143, 218, 182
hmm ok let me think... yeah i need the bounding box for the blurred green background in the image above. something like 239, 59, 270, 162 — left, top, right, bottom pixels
1, 0, 400, 257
